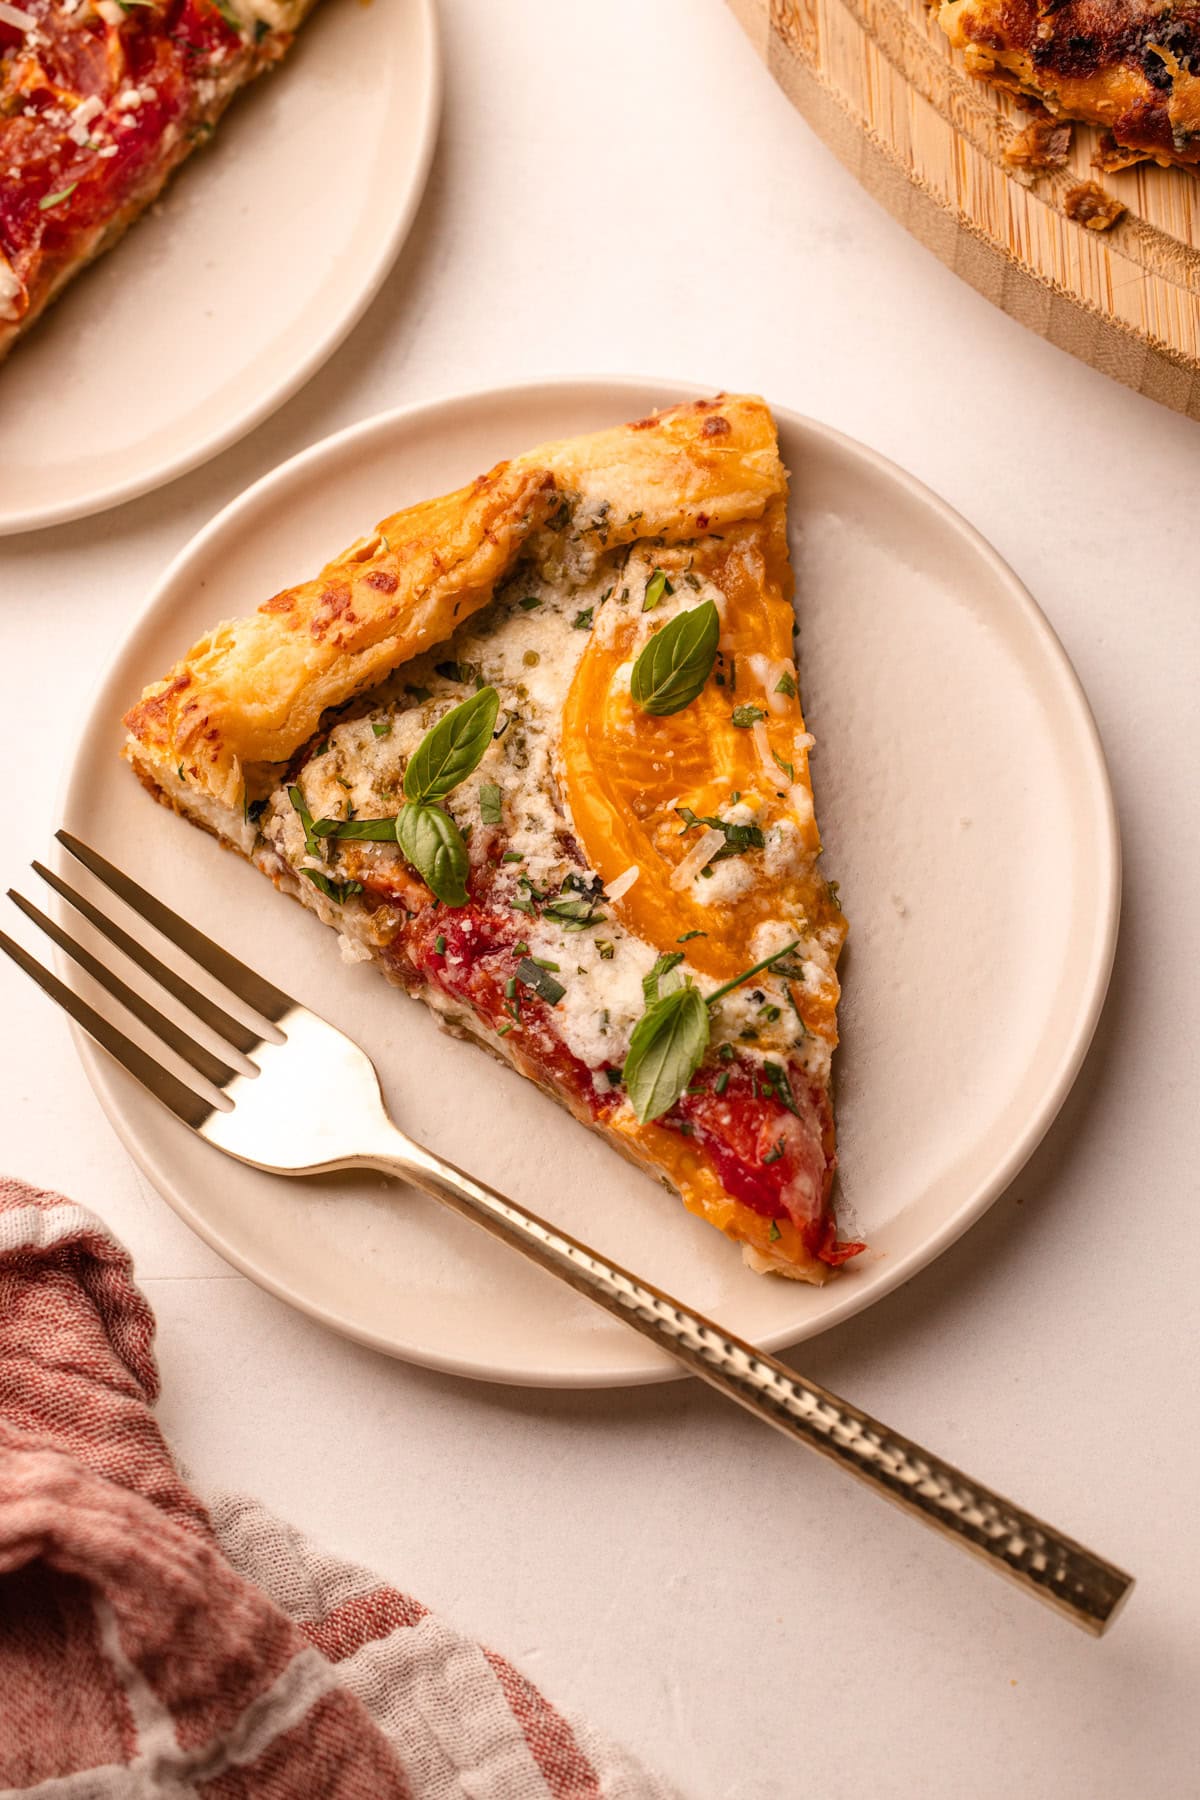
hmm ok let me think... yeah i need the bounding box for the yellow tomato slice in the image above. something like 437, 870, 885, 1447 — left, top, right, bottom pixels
560, 507, 844, 1040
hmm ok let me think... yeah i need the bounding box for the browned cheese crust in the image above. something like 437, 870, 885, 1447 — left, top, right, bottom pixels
938, 0, 1200, 168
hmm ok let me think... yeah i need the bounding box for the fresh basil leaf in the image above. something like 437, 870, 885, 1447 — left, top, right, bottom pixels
642, 950, 684, 1005
396, 803, 470, 906
515, 957, 566, 1005
403, 686, 500, 805
622, 984, 710, 1124
302, 869, 362, 905
479, 782, 503, 826
642, 569, 673, 612
731, 704, 766, 729
630, 601, 719, 717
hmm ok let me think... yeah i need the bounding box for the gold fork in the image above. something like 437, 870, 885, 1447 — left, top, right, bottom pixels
0, 830, 1133, 1635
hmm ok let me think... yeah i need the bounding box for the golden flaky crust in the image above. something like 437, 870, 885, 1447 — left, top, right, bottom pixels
123, 395, 787, 811
938, 0, 1200, 168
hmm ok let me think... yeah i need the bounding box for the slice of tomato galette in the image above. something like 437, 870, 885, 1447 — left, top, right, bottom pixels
122, 394, 861, 1280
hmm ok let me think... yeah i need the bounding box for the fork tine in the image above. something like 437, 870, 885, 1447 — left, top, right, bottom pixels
34, 863, 262, 1058
57, 831, 295, 1026
0, 925, 215, 1130
9, 889, 239, 1093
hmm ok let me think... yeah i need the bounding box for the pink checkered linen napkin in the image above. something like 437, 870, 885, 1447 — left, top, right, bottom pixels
0, 1177, 676, 1799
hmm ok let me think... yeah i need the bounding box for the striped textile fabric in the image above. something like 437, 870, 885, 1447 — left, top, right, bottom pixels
0, 1178, 676, 1800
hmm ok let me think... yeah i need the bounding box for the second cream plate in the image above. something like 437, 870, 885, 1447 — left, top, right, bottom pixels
0, 0, 440, 536
58, 377, 1119, 1386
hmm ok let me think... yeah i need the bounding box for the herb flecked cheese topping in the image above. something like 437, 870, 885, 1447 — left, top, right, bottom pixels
254, 527, 839, 1094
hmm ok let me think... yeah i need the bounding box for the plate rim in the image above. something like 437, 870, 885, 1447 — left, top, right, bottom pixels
0, 0, 442, 539
58, 373, 1122, 1387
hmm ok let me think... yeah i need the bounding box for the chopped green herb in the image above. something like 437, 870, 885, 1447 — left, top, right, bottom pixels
542, 895, 605, 931
212, 0, 245, 31
760, 1004, 781, 1023
773, 749, 795, 783
630, 601, 719, 717
775, 672, 797, 698
504, 977, 517, 999
605, 1067, 623, 1086
518, 595, 541, 611
714, 1070, 730, 1096
573, 607, 594, 630
676, 805, 765, 863
826, 880, 842, 912
677, 929, 707, 942
313, 815, 398, 842
532, 956, 560, 972
435, 933, 446, 955
731, 704, 766, 729
302, 869, 362, 905
176, 764, 185, 781
596, 940, 615, 960
371, 719, 393, 739
434, 661, 463, 683
497, 1022, 515, 1036
704, 940, 801, 1008
511, 896, 535, 915
768, 1219, 782, 1242
513, 941, 530, 955
762, 1140, 785, 1165
516, 957, 566, 1005
288, 786, 321, 858
762, 1061, 800, 1115
38, 183, 79, 212
502, 850, 525, 863
407, 684, 433, 703
719, 1043, 734, 1063
479, 782, 503, 826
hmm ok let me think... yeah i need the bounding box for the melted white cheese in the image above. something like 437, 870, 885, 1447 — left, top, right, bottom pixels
256, 528, 831, 1083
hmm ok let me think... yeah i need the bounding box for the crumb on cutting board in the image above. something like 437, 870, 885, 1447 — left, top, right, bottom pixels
1003, 118, 1072, 180
1064, 180, 1127, 231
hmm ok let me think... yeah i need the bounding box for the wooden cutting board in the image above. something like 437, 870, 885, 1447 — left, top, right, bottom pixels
729, 0, 1200, 420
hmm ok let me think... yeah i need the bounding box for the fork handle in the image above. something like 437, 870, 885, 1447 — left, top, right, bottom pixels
363, 1131, 1132, 1635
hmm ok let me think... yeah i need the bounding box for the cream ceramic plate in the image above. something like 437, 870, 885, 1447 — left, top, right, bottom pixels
0, 0, 439, 537
59, 377, 1119, 1387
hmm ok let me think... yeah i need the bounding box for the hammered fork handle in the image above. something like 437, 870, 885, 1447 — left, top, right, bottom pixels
360, 1128, 1132, 1636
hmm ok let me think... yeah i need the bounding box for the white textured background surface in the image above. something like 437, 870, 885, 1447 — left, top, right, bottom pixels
1, 2, 1198, 1795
